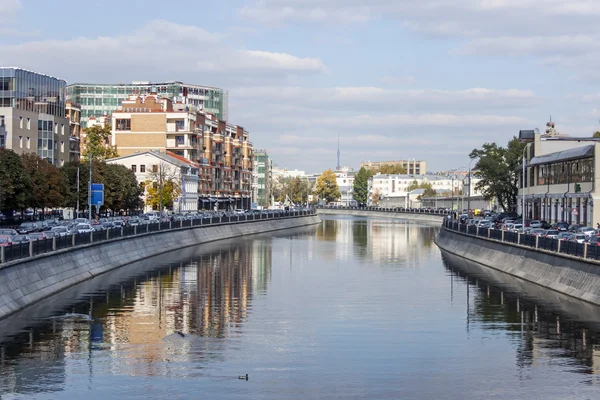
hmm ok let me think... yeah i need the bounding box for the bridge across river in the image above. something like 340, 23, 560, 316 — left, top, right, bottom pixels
317, 206, 447, 224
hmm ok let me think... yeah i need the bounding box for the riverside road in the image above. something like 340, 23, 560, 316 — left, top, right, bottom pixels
0, 215, 599, 400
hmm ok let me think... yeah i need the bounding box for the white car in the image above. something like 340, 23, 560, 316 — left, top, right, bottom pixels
577, 227, 596, 237
570, 233, 587, 244
75, 223, 94, 233
529, 220, 542, 228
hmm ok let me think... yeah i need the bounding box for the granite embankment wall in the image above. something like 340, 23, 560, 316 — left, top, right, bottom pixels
436, 227, 600, 306
0, 215, 321, 320
317, 208, 444, 224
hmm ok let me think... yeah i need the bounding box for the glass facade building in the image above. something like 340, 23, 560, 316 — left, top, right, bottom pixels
67, 82, 227, 127
0, 68, 66, 117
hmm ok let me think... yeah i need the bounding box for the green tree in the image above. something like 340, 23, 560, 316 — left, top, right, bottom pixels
82, 124, 118, 161
406, 179, 436, 198
376, 164, 407, 174
469, 137, 525, 212
353, 167, 373, 205
315, 169, 341, 204
21, 153, 67, 211
0, 149, 32, 214
594, 131, 600, 138
101, 163, 143, 212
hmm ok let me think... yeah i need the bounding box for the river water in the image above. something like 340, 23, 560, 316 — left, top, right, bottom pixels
1, 215, 600, 399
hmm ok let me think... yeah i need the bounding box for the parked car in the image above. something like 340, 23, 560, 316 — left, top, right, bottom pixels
0, 229, 18, 236
529, 228, 546, 236
0, 237, 11, 247
28, 232, 48, 241
529, 220, 542, 228
557, 232, 574, 241
17, 222, 38, 234
554, 222, 569, 231
74, 224, 94, 233
10, 235, 30, 243
50, 226, 70, 237
545, 230, 559, 239
588, 235, 600, 246
569, 233, 587, 244
577, 227, 596, 237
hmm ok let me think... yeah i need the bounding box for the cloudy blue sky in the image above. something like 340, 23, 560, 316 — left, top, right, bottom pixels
1, 0, 599, 173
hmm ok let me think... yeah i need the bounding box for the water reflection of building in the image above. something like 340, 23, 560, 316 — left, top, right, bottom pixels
317, 217, 437, 266
444, 255, 600, 383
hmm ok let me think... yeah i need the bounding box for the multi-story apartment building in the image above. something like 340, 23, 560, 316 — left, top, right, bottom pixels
67, 81, 227, 128
360, 159, 426, 175
110, 93, 253, 210
253, 150, 272, 208
0, 67, 71, 166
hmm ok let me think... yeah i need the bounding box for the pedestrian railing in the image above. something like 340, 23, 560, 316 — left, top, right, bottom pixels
441, 219, 600, 261
0, 210, 316, 264
317, 205, 452, 216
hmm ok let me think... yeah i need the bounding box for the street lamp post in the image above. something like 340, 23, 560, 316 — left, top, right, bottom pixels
467, 157, 477, 214
522, 143, 532, 221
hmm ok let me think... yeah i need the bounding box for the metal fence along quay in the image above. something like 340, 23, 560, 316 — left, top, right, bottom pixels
318, 206, 452, 216
0, 210, 316, 264
441, 219, 600, 261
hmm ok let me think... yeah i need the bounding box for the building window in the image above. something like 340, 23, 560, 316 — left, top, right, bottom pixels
19, 136, 23, 148
26, 118, 31, 130
131, 165, 137, 172
175, 120, 185, 131
61, 124, 65, 135
60, 141, 64, 152
152, 165, 158, 173
175, 136, 184, 145
19, 117, 23, 129
116, 119, 131, 131
26, 137, 30, 149
140, 165, 146, 173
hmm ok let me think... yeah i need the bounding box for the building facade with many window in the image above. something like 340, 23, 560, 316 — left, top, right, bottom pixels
360, 159, 426, 175
67, 81, 227, 128
253, 149, 272, 208
110, 93, 253, 210
518, 126, 600, 227
0, 68, 71, 166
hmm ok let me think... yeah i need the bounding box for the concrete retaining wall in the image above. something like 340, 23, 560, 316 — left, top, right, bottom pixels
0, 215, 321, 320
317, 208, 444, 224
436, 227, 600, 306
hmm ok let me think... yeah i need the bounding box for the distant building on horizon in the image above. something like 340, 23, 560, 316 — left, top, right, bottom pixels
360, 159, 426, 175
67, 81, 228, 128
253, 149, 272, 209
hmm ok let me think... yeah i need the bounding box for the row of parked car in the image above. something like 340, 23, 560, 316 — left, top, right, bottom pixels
460, 216, 600, 244
0, 209, 309, 246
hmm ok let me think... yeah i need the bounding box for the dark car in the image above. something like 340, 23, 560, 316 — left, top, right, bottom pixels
588, 235, 600, 246
17, 222, 38, 234
554, 222, 569, 231
493, 212, 519, 223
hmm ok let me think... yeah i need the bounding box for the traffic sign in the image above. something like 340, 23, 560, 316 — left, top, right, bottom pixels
91, 183, 104, 207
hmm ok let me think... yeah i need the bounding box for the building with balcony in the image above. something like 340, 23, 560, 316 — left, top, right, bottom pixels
65, 101, 81, 162
106, 150, 199, 212
518, 121, 600, 227
360, 159, 426, 175
111, 93, 253, 210
0, 67, 71, 166
67, 81, 227, 127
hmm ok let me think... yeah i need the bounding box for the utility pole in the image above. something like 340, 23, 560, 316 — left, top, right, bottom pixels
159, 162, 163, 214
88, 152, 92, 222
76, 165, 80, 218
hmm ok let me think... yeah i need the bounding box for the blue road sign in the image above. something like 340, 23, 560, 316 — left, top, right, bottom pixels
91, 183, 104, 207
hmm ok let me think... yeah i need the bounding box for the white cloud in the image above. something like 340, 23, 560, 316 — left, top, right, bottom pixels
0, 0, 20, 19
0, 20, 325, 84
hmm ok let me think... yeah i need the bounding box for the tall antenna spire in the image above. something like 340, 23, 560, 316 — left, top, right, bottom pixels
336, 133, 341, 170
